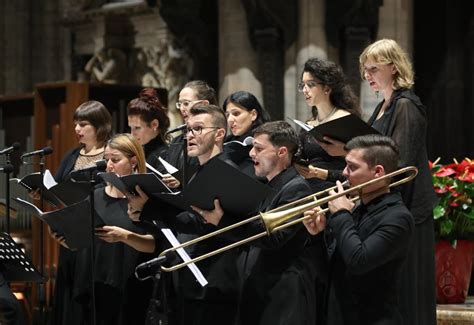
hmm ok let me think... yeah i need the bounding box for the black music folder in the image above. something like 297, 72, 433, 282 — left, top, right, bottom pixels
10, 172, 90, 207
291, 115, 380, 143
98, 172, 174, 196
0, 232, 44, 282
223, 136, 254, 164
154, 158, 275, 217
12, 198, 105, 250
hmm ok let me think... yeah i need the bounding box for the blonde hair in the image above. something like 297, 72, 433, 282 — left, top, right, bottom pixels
359, 39, 414, 90
106, 133, 146, 173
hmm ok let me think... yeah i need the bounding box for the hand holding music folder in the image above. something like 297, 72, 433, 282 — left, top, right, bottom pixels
98, 172, 175, 196
10, 170, 90, 207
290, 115, 380, 143
154, 158, 276, 217
12, 198, 105, 250
0, 232, 44, 282
154, 157, 198, 186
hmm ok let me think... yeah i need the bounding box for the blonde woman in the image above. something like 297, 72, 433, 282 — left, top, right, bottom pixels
73, 134, 155, 324
359, 38, 437, 325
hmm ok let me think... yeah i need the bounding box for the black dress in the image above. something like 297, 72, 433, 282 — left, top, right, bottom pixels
368, 89, 438, 325
51, 148, 83, 325
73, 188, 143, 324
299, 130, 346, 192
325, 193, 414, 324
125, 136, 168, 325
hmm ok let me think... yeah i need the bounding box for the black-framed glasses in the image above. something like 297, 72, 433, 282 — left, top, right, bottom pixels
186, 126, 219, 136
297, 80, 322, 92
176, 100, 203, 110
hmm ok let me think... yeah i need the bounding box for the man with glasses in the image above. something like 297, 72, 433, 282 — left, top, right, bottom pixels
129, 104, 242, 325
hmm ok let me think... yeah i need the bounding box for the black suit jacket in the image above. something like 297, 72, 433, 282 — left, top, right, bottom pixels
219, 167, 317, 325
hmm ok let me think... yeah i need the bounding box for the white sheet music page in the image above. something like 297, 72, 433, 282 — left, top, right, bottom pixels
43, 169, 58, 189
288, 117, 313, 131
145, 162, 165, 177
161, 228, 208, 287
158, 157, 179, 175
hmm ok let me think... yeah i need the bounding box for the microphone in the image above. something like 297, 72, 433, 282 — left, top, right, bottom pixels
0, 142, 20, 155
0, 164, 14, 173
165, 124, 187, 135
21, 147, 53, 159
135, 255, 167, 270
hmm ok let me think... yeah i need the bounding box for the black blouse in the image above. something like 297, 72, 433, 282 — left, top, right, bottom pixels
368, 89, 438, 223
73, 188, 143, 300
143, 136, 168, 170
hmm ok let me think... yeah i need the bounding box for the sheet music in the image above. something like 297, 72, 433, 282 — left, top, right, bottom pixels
145, 162, 165, 177
158, 157, 179, 175
224, 136, 254, 146
288, 117, 313, 131
161, 228, 208, 287
43, 169, 57, 189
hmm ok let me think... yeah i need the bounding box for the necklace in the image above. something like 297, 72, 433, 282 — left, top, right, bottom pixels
317, 106, 337, 123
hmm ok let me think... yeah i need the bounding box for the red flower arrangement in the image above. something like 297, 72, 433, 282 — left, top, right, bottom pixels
431, 158, 474, 239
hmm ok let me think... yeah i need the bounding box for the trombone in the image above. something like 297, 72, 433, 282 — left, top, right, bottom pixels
158, 166, 418, 272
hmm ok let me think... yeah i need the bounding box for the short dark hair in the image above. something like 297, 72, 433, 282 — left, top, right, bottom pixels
183, 80, 218, 105
190, 104, 227, 131
73, 100, 112, 147
345, 135, 400, 173
253, 121, 299, 160
127, 88, 170, 142
223, 91, 271, 127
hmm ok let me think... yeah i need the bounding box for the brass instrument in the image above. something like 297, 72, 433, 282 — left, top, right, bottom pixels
158, 166, 418, 272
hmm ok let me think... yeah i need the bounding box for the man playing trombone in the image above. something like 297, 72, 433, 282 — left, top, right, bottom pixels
303, 134, 415, 325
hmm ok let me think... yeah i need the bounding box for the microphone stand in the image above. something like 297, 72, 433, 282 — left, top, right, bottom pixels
181, 131, 188, 190
87, 171, 97, 325
135, 256, 168, 325
5, 154, 12, 234
37, 154, 46, 325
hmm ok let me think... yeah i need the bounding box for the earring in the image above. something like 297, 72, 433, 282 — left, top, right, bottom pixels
324, 91, 328, 95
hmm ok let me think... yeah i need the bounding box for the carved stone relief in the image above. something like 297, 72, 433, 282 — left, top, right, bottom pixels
84, 47, 127, 84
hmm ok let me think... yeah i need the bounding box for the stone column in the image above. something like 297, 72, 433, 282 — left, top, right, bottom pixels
0, 0, 32, 94
31, 0, 65, 85
255, 28, 285, 120
378, 0, 413, 55
218, 0, 261, 107
291, 0, 328, 121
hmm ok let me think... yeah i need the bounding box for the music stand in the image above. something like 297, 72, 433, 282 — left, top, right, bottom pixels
0, 232, 44, 283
